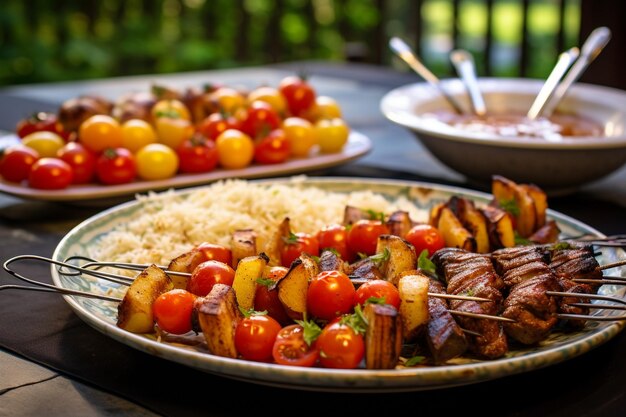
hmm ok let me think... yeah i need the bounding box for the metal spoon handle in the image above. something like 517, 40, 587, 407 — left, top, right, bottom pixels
450, 49, 486, 116
541, 26, 612, 117
389, 37, 465, 114
527, 47, 579, 120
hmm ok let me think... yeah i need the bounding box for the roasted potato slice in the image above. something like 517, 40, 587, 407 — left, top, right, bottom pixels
263, 217, 291, 267
481, 205, 516, 249
277, 253, 319, 320
521, 183, 548, 228
375, 234, 417, 286
231, 229, 257, 269
491, 175, 537, 238
232, 253, 269, 311
529, 219, 561, 244
397, 272, 430, 342
117, 264, 173, 333
428, 202, 446, 227
386, 210, 414, 238
447, 196, 490, 254
436, 206, 476, 252
194, 283, 241, 358
364, 303, 403, 369
167, 248, 204, 289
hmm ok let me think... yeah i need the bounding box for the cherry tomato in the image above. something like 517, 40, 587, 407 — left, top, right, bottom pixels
186, 260, 235, 297
307, 270, 355, 321
314, 118, 350, 153
316, 224, 350, 260
254, 266, 291, 326
281, 232, 319, 268
135, 143, 179, 181
272, 323, 319, 367
282, 117, 317, 157
195, 242, 232, 266
174, 134, 218, 174
120, 119, 157, 153
235, 314, 282, 362
28, 157, 73, 190
310, 96, 342, 121
254, 128, 290, 164
0, 144, 39, 183
155, 116, 194, 150
209, 87, 246, 114
247, 86, 287, 114
78, 115, 124, 153
16, 112, 70, 140
151, 99, 191, 121
21, 131, 65, 158
215, 129, 254, 169
404, 224, 446, 257
56, 142, 96, 184
96, 147, 136, 185
316, 318, 365, 369
197, 112, 241, 141
354, 279, 401, 310
152, 289, 197, 334
240, 101, 282, 138
347, 219, 390, 257
278, 75, 316, 117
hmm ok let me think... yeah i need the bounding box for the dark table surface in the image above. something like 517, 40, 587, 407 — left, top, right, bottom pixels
1, 61, 625, 417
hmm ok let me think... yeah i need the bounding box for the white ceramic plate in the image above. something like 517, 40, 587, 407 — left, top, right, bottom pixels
51, 177, 626, 392
0, 132, 371, 203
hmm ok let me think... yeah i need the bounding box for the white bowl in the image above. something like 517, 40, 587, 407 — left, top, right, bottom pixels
380, 78, 626, 194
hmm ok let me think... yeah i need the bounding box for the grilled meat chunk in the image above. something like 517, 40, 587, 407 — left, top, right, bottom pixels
431, 248, 508, 359
425, 278, 468, 363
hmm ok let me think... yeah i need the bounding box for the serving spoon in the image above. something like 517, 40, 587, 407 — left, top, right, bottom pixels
450, 49, 486, 117
389, 36, 465, 114
538, 26, 612, 118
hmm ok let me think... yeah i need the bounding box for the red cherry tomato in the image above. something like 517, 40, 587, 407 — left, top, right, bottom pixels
281, 232, 319, 268
347, 219, 390, 257
57, 141, 96, 184
96, 147, 136, 185
16, 112, 70, 140
176, 134, 219, 173
404, 224, 446, 257
307, 270, 355, 321
316, 318, 365, 369
354, 279, 401, 310
0, 144, 39, 183
272, 323, 319, 367
316, 224, 350, 260
197, 112, 241, 141
240, 101, 281, 138
253, 128, 290, 164
195, 242, 232, 266
186, 260, 235, 297
152, 289, 197, 335
254, 266, 291, 326
278, 75, 316, 117
235, 314, 282, 362
28, 157, 73, 190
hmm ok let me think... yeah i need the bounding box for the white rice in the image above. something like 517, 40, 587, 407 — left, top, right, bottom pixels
88, 176, 427, 268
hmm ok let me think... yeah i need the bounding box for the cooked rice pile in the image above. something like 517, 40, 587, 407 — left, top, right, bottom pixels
89, 177, 427, 268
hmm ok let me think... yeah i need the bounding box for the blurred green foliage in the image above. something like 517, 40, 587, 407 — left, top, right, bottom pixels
0, 0, 580, 86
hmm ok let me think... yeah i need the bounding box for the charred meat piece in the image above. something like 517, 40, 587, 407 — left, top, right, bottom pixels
386, 210, 414, 238
425, 278, 468, 363
347, 257, 384, 281
318, 249, 349, 274
548, 243, 603, 291
431, 248, 508, 359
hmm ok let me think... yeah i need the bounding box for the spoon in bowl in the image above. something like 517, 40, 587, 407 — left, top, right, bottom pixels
538, 26, 612, 118
389, 36, 465, 114
450, 49, 486, 117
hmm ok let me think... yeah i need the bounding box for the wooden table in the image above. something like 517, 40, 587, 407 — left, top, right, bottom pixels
1, 61, 625, 417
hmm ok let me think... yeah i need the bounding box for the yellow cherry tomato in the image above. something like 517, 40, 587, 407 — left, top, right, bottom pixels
247, 86, 287, 114
155, 117, 194, 150
135, 143, 179, 180
121, 119, 157, 153
315, 118, 350, 153
151, 99, 191, 121
311, 96, 342, 120
282, 117, 317, 157
21, 131, 65, 158
215, 129, 254, 169
210, 87, 246, 114
78, 114, 123, 153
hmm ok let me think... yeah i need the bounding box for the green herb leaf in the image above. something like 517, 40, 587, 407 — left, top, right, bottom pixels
417, 249, 437, 277
514, 232, 532, 246
295, 318, 322, 346
365, 296, 387, 305
404, 356, 425, 367
282, 232, 299, 245
366, 209, 386, 222
498, 198, 520, 217
338, 304, 368, 336
551, 241, 572, 251
368, 247, 390, 266
256, 277, 275, 287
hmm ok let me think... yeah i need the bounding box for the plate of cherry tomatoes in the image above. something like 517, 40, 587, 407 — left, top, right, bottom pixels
0, 75, 371, 203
